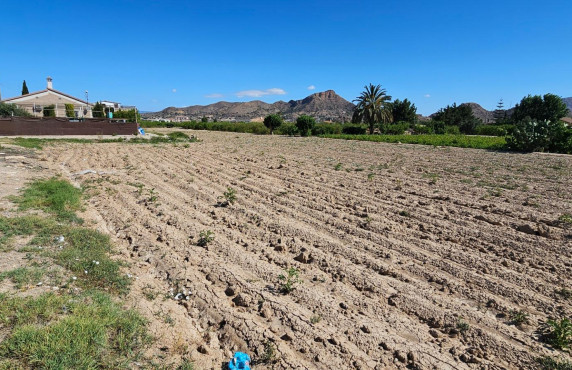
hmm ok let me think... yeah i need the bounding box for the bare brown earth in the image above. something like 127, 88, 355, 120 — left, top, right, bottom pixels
17, 131, 572, 368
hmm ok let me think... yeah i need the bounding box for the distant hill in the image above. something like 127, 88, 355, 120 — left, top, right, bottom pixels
428, 102, 499, 123
144, 94, 572, 123
143, 90, 356, 122
563, 97, 572, 117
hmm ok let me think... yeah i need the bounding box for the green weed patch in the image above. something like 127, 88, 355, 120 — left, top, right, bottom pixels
0, 291, 148, 369
12, 177, 83, 222
319, 134, 507, 150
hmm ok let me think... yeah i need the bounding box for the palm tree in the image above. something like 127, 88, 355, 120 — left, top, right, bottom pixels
353, 84, 393, 134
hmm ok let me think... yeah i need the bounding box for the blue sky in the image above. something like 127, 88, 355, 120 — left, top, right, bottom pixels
1, 0, 571, 115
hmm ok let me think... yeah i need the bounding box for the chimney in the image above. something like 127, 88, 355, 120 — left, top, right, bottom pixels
47, 76, 53, 89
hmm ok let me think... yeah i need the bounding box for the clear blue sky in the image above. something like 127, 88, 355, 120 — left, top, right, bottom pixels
1, 0, 571, 115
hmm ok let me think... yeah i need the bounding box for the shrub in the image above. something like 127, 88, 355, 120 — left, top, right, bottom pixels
428, 120, 445, 134
413, 124, 433, 134
276, 122, 298, 136
296, 115, 316, 137
381, 122, 409, 135
444, 125, 461, 135
113, 109, 140, 122
312, 123, 342, 135
537, 356, 572, 370
544, 318, 572, 350
475, 124, 514, 136
506, 119, 572, 153
263, 114, 283, 134
342, 125, 367, 135
0, 102, 31, 117
92, 102, 105, 118
65, 104, 75, 118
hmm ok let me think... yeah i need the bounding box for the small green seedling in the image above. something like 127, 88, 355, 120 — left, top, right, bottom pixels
456, 318, 470, 333
218, 187, 236, 206
509, 309, 529, 325
278, 267, 301, 294
197, 230, 214, 247
148, 188, 158, 203
260, 340, 276, 364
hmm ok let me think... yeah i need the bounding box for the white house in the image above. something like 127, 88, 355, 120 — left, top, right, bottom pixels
0, 77, 93, 118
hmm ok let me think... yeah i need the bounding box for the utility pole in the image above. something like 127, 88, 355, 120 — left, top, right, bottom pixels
85, 90, 89, 118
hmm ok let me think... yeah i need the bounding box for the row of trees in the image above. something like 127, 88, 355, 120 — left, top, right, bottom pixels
263, 114, 316, 136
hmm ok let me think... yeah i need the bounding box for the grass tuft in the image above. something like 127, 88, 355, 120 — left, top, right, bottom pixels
12, 177, 83, 222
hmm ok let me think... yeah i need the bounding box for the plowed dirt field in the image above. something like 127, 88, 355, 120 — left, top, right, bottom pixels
41, 130, 572, 369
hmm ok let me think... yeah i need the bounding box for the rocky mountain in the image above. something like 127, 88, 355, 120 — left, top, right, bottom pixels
143, 90, 356, 122
460, 103, 496, 123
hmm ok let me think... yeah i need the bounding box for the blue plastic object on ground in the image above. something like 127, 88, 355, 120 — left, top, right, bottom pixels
138, 127, 145, 135
228, 352, 251, 370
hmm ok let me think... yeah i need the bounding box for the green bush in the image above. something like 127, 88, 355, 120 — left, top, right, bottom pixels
506, 119, 571, 153
445, 125, 461, 135
113, 109, 140, 122
276, 122, 298, 136
0, 102, 31, 117
544, 318, 572, 350
380, 122, 410, 135
413, 124, 433, 134
475, 124, 514, 136
428, 120, 445, 134
65, 104, 75, 118
312, 123, 342, 135
342, 125, 367, 135
296, 115, 316, 137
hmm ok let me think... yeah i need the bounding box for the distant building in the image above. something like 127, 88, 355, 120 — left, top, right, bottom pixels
0, 77, 93, 118
561, 117, 572, 126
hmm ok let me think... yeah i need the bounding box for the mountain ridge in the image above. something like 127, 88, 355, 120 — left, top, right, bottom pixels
143, 90, 355, 122
143, 93, 572, 122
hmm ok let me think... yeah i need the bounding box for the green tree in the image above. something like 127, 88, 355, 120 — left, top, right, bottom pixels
391, 98, 417, 124
0, 102, 31, 117
263, 113, 283, 134
295, 115, 316, 137
511, 94, 569, 124
353, 84, 392, 134
432, 103, 481, 134
21, 80, 29, 95
493, 98, 507, 124
201, 116, 208, 123
92, 102, 105, 118
65, 104, 75, 118
43, 104, 56, 117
